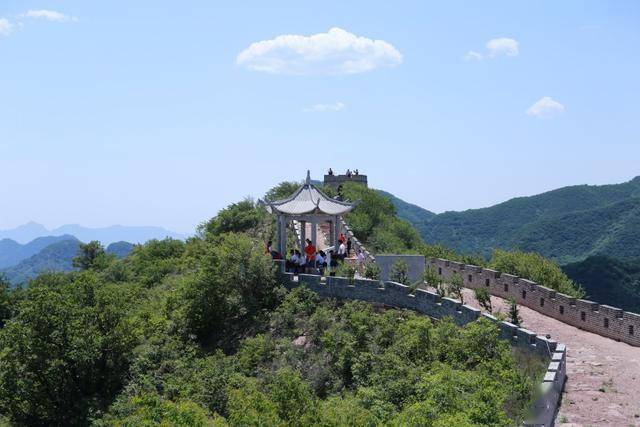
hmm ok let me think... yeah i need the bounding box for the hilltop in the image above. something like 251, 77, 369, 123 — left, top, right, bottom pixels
390, 176, 640, 264
0, 222, 186, 245
1, 240, 134, 285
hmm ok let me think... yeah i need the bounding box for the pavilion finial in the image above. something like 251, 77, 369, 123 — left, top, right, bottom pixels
305, 170, 311, 185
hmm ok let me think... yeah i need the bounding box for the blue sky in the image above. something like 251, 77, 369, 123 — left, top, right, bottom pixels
1, 1, 639, 233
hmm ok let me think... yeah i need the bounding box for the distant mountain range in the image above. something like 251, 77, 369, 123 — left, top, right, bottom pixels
0, 222, 187, 245
0, 238, 134, 286
0, 235, 77, 269
389, 176, 640, 264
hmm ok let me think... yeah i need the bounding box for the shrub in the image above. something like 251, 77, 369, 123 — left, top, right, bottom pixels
474, 287, 492, 312
390, 260, 410, 285
364, 262, 381, 280
489, 249, 583, 297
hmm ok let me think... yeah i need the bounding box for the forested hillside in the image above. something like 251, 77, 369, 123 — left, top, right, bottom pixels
0, 235, 77, 269
0, 182, 549, 426
1, 240, 134, 286
391, 176, 640, 264
563, 256, 640, 313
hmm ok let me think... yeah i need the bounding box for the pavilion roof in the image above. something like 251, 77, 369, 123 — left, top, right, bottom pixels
262, 171, 356, 216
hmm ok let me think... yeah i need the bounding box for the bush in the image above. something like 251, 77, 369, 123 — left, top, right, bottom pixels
489, 249, 583, 297
364, 262, 381, 281
390, 260, 410, 285
474, 287, 492, 312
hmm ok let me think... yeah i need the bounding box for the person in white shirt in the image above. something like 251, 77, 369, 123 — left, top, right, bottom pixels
315, 252, 325, 274
356, 250, 366, 275
338, 242, 346, 260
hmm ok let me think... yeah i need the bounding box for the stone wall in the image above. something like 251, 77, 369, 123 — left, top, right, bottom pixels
428, 258, 640, 347
375, 254, 426, 283
338, 217, 376, 263
323, 174, 368, 189
275, 265, 566, 426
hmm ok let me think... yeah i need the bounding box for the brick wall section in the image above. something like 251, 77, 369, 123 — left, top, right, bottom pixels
277, 269, 566, 426
429, 257, 640, 347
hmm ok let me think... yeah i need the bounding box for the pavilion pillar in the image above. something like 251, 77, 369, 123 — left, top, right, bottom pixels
311, 221, 317, 248
277, 215, 286, 255
333, 215, 340, 250
329, 219, 335, 248
300, 220, 306, 252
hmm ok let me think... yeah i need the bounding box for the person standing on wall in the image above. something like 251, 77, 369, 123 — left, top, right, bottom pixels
338, 240, 347, 261
346, 237, 352, 257
304, 238, 316, 273
356, 249, 366, 275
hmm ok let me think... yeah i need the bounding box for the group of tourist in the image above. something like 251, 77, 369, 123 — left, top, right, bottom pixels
327, 168, 360, 177
279, 233, 366, 276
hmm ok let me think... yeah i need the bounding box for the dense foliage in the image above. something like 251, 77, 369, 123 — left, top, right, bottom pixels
101, 288, 541, 426
0, 183, 546, 426
341, 182, 423, 254
489, 249, 584, 298
563, 255, 640, 313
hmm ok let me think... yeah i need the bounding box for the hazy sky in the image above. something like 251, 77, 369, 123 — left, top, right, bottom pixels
1, 1, 639, 233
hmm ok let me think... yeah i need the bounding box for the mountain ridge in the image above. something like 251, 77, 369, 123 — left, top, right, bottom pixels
0, 223, 187, 245
385, 176, 640, 264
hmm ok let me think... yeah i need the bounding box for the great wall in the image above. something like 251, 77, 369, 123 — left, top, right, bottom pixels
269, 172, 640, 426
274, 264, 567, 426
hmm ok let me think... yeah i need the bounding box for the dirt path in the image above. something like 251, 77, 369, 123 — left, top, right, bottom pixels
459, 288, 640, 426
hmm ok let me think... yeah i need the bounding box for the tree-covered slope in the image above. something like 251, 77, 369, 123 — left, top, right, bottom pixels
0, 187, 545, 425
563, 255, 640, 314
391, 176, 640, 262
1, 239, 81, 285
1, 239, 135, 285
376, 189, 436, 225
0, 235, 77, 269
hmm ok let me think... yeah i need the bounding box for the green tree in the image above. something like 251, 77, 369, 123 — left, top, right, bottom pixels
423, 266, 442, 288
508, 298, 522, 326
73, 240, 112, 270
200, 198, 267, 237
171, 233, 280, 344
0, 276, 137, 425
390, 260, 410, 285
266, 368, 316, 425
489, 249, 583, 297
265, 181, 300, 201
474, 287, 492, 312
449, 272, 464, 303
363, 262, 381, 281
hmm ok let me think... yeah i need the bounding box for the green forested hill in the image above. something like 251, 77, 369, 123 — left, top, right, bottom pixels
376, 189, 436, 225
563, 256, 640, 313
392, 176, 640, 263
1, 239, 135, 285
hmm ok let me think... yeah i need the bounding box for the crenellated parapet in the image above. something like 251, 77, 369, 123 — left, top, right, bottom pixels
272, 262, 566, 427
428, 257, 640, 347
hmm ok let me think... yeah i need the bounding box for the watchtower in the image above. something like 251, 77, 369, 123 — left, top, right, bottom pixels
323, 170, 368, 190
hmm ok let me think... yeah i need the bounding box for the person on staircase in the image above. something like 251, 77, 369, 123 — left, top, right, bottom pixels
346, 237, 352, 258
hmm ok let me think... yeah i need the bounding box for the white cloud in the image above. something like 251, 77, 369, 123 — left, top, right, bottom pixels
464, 50, 483, 61
526, 96, 565, 118
303, 102, 346, 112
237, 27, 402, 75
0, 18, 14, 36
24, 10, 78, 22
486, 37, 519, 57
465, 37, 519, 60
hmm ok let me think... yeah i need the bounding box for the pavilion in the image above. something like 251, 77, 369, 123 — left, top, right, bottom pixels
261, 171, 356, 257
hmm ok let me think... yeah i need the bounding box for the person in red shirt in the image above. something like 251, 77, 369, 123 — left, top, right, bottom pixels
304, 239, 316, 272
